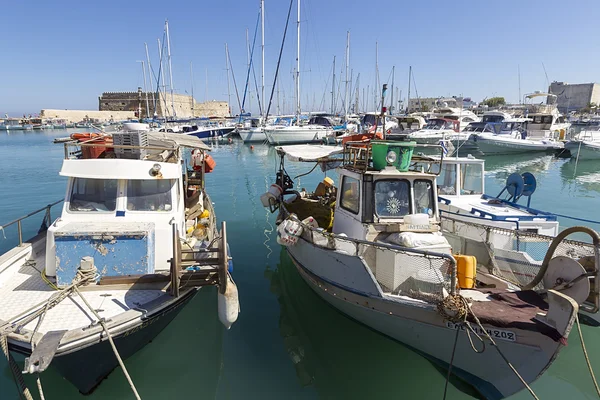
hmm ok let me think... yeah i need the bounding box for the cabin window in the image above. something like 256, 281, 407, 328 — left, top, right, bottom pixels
374, 180, 410, 218
414, 180, 434, 217
69, 178, 118, 212
126, 179, 173, 211
437, 164, 457, 195
461, 164, 483, 195
340, 176, 360, 214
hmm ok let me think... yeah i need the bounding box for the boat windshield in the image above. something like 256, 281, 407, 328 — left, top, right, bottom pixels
127, 179, 173, 211
437, 164, 457, 195
375, 180, 411, 218
424, 120, 443, 130
69, 178, 118, 212
461, 164, 483, 195
414, 180, 434, 216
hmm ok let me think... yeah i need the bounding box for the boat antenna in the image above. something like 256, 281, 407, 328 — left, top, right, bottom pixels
344, 31, 350, 121
542, 62, 550, 91
190, 61, 195, 117
265, 0, 294, 120
518, 64, 522, 105
390, 65, 395, 115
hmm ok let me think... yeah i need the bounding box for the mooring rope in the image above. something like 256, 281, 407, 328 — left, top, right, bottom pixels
576, 313, 600, 397
438, 294, 540, 400
73, 285, 142, 400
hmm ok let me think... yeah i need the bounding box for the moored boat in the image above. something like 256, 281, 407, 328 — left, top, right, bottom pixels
565, 126, 600, 160
0, 129, 239, 395
261, 140, 598, 399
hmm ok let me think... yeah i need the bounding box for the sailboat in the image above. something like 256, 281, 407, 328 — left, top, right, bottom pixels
263, 0, 335, 145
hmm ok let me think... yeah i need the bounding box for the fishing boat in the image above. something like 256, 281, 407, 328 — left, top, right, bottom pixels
0, 128, 239, 395
565, 126, 600, 160
261, 140, 598, 399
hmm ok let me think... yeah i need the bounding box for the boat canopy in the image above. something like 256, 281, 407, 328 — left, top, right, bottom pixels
276, 145, 344, 162
146, 131, 210, 150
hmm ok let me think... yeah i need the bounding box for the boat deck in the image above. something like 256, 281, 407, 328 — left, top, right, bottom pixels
0, 238, 166, 336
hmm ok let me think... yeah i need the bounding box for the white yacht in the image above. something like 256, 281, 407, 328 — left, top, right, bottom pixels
264, 115, 336, 145
435, 107, 480, 131
407, 117, 462, 144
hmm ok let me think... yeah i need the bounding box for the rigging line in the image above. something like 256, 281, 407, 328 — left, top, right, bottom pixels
265, 0, 294, 120
241, 12, 261, 115
251, 47, 263, 116
226, 45, 243, 114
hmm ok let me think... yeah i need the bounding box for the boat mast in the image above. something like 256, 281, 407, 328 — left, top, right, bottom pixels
246, 28, 252, 113
375, 41, 379, 111
158, 38, 169, 118
390, 66, 395, 115
165, 20, 176, 118
344, 31, 350, 120
144, 43, 156, 118
518, 64, 522, 104
190, 62, 195, 117
226, 43, 232, 116
295, 0, 301, 122
139, 60, 149, 119
261, 0, 265, 119
331, 56, 336, 114
407, 65, 411, 113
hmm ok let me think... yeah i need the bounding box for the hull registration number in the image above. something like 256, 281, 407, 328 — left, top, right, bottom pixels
445, 321, 516, 342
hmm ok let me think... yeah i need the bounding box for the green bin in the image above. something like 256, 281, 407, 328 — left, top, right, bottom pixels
371, 141, 416, 171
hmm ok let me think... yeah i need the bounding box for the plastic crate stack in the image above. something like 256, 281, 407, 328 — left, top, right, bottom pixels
113, 131, 149, 159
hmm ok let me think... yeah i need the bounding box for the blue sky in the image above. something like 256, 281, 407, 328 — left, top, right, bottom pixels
1, 0, 599, 116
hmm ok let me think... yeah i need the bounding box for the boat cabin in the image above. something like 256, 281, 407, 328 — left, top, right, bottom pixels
433, 156, 559, 237
45, 130, 214, 287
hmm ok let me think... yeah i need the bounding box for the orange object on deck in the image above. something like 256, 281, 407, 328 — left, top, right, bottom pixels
71, 133, 101, 141
204, 154, 216, 173
455, 254, 477, 289
71, 133, 113, 159
342, 132, 382, 145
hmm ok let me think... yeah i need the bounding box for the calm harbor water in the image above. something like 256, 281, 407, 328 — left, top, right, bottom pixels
1, 129, 600, 400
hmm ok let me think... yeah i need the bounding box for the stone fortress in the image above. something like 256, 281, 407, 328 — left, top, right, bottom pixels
40, 88, 230, 123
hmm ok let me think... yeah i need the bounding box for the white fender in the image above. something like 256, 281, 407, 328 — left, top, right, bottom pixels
218, 274, 239, 329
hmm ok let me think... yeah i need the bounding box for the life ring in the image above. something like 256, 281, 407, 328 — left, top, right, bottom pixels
70, 132, 101, 141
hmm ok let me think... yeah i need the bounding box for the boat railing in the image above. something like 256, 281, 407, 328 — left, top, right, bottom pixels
342, 140, 445, 175
289, 214, 457, 298
0, 199, 63, 247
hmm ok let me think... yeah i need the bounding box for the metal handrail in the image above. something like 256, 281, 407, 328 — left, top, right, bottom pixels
0, 199, 63, 246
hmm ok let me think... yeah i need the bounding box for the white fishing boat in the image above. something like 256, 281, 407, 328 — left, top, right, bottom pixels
0, 129, 239, 395
565, 127, 600, 160
261, 140, 597, 399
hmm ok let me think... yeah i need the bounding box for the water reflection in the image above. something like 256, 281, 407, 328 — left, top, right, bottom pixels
266, 251, 479, 399
483, 154, 554, 176
560, 159, 600, 194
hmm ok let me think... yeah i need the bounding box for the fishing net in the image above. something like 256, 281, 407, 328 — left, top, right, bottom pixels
441, 214, 597, 289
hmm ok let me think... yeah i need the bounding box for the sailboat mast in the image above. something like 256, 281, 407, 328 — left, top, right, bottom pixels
158, 38, 168, 118
331, 56, 336, 114
190, 62, 195, 117
344, 31, 350, 120
165, 20, 176, 118
144, 43, 156, 118
261, 0, 265, 118
407, 65, 412, 113
390, 66, 395, 115
295, 0, 301, 120
375, 41, 379, 111
226, 43, 232, 116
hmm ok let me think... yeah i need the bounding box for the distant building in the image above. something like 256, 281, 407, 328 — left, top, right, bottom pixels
407, 96, 473, 112
98, 88, 230, 118
548, 81, 600, 113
